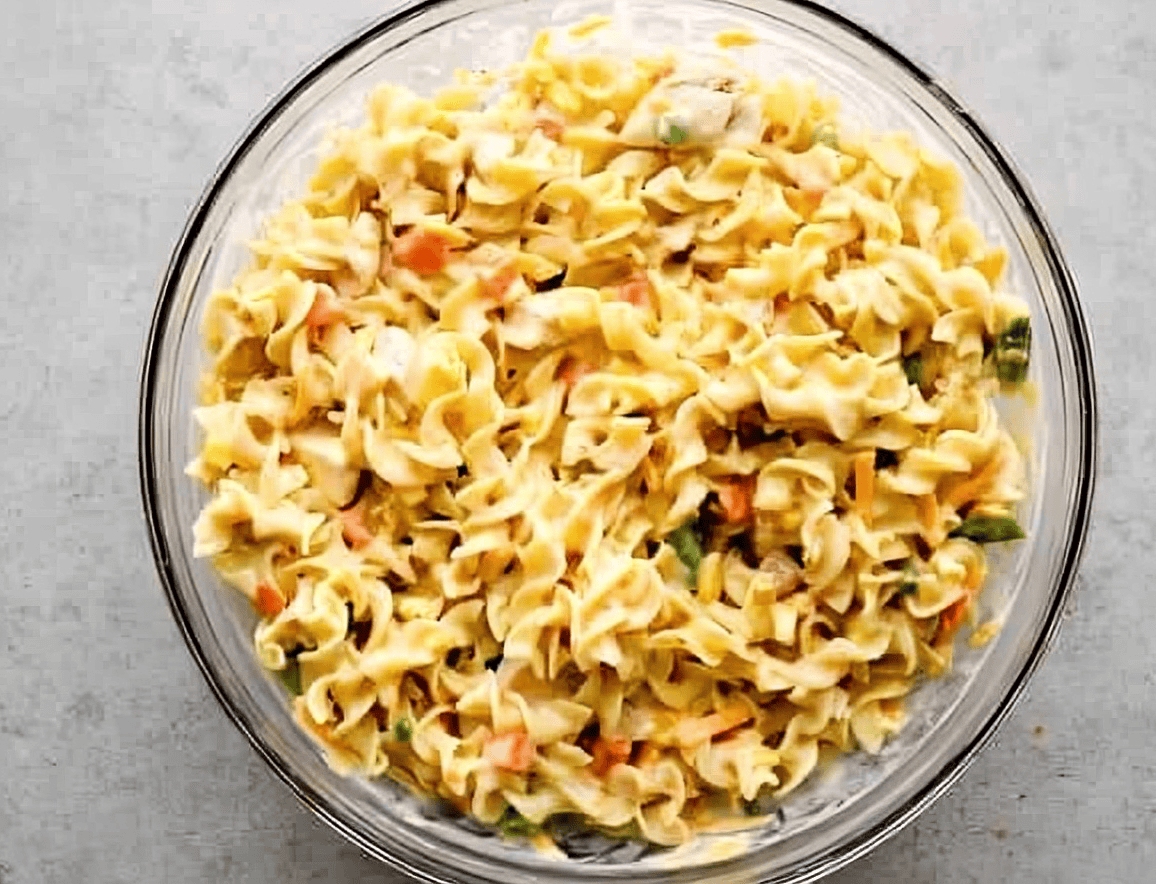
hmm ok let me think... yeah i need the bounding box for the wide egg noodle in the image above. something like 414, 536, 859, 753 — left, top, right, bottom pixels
187, 24, 1030, 847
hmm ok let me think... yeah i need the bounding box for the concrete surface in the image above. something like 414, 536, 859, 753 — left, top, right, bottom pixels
1, 0, 1151, 881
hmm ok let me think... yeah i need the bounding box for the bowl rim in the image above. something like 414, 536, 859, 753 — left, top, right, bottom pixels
138, 1, 1098, 881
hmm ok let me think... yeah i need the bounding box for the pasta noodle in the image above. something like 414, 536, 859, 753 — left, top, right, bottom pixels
188, 24, 1031, 847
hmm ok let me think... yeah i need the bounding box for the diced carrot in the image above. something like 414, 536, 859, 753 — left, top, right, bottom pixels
293, 697, 334, 743
484, 730, 535, 772
305, 288, 343, 329
937, 596, 970, 641
944, 455, 1003, 510
254, 580, 285, 617
340, 503, 374, 550
853, 451, 875, 526
482, 262, 521, 301
718, 476, 755, 523
937, 563, 982, 642
534, 118, 565, 141
616, 273, 652, 309
392, 228, 451, 276
675, 706, 752, 747
558, 356, 593, 387
590, 735, 633, 777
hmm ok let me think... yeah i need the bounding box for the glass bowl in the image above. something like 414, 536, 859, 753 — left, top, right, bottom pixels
138, 1, 1098, 881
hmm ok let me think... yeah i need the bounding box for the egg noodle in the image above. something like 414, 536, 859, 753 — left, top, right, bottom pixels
189, 25, 1031, 846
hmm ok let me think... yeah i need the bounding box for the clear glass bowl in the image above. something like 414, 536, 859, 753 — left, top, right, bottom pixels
138, 1, 1097, 881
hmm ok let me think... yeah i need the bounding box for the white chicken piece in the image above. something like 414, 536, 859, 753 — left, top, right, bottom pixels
370, 325, 417, 388
619, 69, 765, 149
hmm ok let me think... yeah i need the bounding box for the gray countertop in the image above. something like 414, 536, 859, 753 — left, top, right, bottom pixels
1, 1, 1151, 881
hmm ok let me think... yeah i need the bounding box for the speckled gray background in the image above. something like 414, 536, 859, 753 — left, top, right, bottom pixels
0, 0, 1150, 881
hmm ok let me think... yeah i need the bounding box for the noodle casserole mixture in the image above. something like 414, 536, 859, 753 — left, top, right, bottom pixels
189, 23, 1032, 846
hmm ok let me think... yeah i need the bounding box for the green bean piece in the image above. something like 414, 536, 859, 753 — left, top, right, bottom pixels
998, 316, 1031, 351
901, 353, 923, 387
948, 515, 1025, 544
277, 660, 302, 695
994, 316, 1031, 384
498, 806, 541, 837
742, 785, 777, 817
667, 522, 704, 584
996, 358, 1029, 384
394, 718, 413, 742
897, 562, 920, 596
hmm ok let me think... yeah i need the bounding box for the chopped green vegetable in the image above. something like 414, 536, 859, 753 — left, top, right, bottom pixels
999, 316, 1031, 351
655, 112, 691, 146
996, 358, 1029, 384
809, 122, 838, 150
897, 562, 920, 596
663, 122, 689, 145
277, 660, 302, 695
667, 521, 704, 584
993, 316, 1031, 385
497, 806, 541, 837
948, 515, 1025, 544
901, 353, 923, 387
394, 718, 413, 742
742, 784, 777, 816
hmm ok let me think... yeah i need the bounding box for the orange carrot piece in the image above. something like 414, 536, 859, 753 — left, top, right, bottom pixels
590, 735, 632, 776
937, 561, 983, 642
293, 697, 334, 743
340, 504, 374, 550
944, 455, 1003, 510
854, 451, 875, 525
937, 596, 970, 641
393, 228, 451, 276
482, 262, 521, 301
616, 273, 652, 309
676, 706, 752, 746
305, 288, 343, 329
484, 731, 535, 772
718, 476, 755, 523
558, 357, 593, 387
254, 580, 285, 617
534, 118, 565, 141
770, 293, 792, 329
